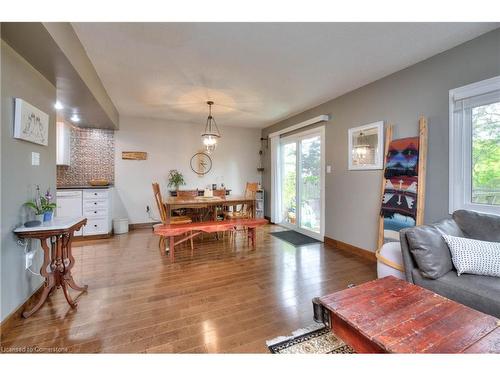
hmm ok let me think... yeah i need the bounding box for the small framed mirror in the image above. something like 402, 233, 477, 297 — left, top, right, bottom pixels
348, 121, 384, 170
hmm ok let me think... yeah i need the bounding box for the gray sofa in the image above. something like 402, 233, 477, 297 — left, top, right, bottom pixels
400, 209, 500, 318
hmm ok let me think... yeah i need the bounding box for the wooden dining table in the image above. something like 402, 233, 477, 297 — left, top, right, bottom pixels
163, 195, 256, 224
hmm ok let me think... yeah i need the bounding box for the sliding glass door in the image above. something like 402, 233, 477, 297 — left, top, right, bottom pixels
280, 128, 324, 240
300, 135, 321, 234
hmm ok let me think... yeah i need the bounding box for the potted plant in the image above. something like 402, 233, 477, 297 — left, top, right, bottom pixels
167, 170, 186, 191
24, 185, 44, 223
41, 188, 56, 221
24, 186, 57, 223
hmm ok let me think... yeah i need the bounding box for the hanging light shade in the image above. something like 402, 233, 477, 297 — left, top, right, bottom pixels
201, 101, 221, 154
353, 131, 371, 160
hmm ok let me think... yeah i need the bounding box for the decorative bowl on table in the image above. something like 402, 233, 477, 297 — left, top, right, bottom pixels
89, 179, 109, 186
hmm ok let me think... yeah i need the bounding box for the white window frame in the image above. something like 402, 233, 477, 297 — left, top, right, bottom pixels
449, 75, 500, 215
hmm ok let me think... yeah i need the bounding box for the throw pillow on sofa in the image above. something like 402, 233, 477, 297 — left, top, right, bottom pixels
442, 234, 500, 277
405, 219, 463, 279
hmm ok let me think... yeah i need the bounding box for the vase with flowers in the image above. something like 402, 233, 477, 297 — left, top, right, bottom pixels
42, 189, 56, 221
24, 185, 57, 223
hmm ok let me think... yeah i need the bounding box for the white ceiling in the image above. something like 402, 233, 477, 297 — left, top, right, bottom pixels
72, 23, 498, 129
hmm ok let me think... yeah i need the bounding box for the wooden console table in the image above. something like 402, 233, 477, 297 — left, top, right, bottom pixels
320, 276, 500, 353
14, 217, 87, 318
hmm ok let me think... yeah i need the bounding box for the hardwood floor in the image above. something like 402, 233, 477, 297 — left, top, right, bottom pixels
0, 225, 376, 353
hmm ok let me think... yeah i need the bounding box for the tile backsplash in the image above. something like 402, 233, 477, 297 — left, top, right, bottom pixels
57, 127, 115, 186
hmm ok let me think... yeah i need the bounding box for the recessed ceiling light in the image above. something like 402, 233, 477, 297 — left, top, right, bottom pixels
70, 114, 80, 123
54, 101, 63, 110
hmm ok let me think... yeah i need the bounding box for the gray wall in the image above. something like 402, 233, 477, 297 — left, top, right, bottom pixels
262, 29, 500, 252
1, 41, 57, 322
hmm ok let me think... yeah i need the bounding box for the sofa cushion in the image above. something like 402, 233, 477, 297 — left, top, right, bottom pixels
443, 235, 500, 277
412, 269, 500, 318
405, 218, 464, 279
452, 210, 500, 242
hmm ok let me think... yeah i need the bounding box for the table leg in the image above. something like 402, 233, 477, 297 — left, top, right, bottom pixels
165, 203, 171, 224
61, 282, 77, 308
158, 236, 166, 253
64, 232, 88, 292
65, 275, 88, 293
22, 282, 55, 318
213, 206, 220, 240
169, 236, 175, 260
248, 227, 256, 248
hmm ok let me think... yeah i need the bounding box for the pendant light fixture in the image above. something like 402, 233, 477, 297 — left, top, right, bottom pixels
201, 101, 221, 154
353, 131, 371, 160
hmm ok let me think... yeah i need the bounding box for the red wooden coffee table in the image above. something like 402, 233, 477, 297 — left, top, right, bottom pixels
320, 276, 500, 353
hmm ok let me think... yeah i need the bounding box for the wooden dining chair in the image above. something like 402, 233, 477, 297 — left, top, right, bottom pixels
176, 190, 206, 222
223, 183, 259, 243
152, 183, 194, 254
213, 188, 226, 219
211, 188, 230, 239
223, 182, 258, 220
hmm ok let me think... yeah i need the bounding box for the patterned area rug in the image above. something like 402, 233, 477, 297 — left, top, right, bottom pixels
267, 323, 355, 354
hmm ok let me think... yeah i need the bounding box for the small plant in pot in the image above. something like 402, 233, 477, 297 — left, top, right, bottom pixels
167, 169, 186, 192
24, 186, 57, 224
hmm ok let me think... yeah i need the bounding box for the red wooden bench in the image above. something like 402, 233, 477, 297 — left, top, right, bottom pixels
154, 218, 268, 259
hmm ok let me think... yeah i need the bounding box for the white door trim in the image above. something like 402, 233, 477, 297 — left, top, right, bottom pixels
278, 126, 325, 241
268, 115, 329, 138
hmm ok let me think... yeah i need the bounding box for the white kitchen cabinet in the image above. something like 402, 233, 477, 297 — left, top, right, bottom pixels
82, 189, 112, 236
56, 190, 83, 236
56, 188, 113, 236
56, 122, 71, 166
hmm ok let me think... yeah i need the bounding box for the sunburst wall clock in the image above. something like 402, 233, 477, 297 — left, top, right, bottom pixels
190, 152, 212, 175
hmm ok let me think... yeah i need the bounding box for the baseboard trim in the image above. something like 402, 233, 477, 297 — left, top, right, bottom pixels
323, 236, 376, 262
74, 233, 112, 241
0, 283, 44, 332
129, 222, 159, 230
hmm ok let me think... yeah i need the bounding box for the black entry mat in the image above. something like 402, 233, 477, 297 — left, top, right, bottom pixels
271, 230, 320, 246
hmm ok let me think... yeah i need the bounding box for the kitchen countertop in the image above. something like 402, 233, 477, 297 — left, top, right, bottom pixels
57, 185, 113, 190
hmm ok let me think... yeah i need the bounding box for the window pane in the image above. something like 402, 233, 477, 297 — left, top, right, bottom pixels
471, 101, 500, 206
300, 135, 321, 233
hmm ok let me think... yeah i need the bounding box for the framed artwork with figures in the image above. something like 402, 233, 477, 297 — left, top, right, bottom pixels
13, 98, 49, 146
